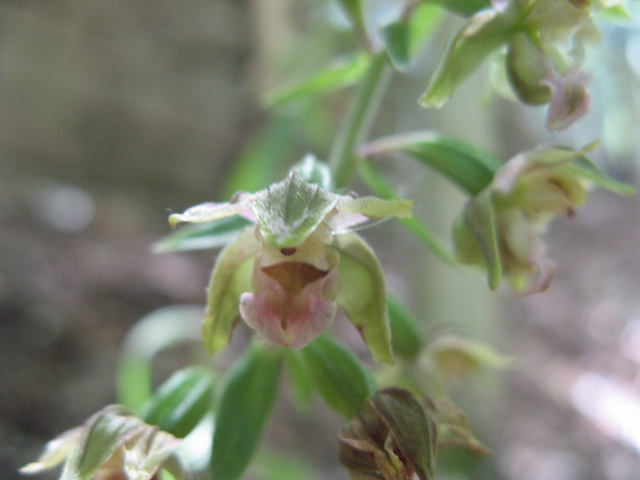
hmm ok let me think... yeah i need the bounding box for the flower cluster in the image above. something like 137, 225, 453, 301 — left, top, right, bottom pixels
422, 0, 606, 131
169, 166, 413, 364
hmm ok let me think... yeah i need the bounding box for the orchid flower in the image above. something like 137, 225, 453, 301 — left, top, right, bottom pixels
453, 143, 633, 294
21, 405, 186, 480
169, 160, 413, 364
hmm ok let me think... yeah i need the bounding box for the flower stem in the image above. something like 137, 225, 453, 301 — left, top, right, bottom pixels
329, 52, 391, 189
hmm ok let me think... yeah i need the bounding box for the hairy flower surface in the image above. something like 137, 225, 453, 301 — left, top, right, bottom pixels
169, 167, 413, 364
21, 405, 184, 480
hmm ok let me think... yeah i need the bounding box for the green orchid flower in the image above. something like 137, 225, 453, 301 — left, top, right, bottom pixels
453, 143, 634, 294
169, 163, 413, 365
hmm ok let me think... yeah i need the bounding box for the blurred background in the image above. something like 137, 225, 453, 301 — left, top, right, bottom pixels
1, 1, 640, 479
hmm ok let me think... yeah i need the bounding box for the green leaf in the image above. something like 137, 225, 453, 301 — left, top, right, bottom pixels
211, 343, 282, 480
569, 156, 636, 195
420, 9, 512, 108
301, 334, 374, 419
361, 131, 501, 195
203, 227, 258, 355
430, 0, 492, 17
357, 160, 457, 265
263, 54, 371, 108
335, 0, 368, 42
254, 172, 339, 248
117, 305, 204, 411
285, 350, 316, 412
380, 4, 443, 71
381, 21, 411, 71
140, 366, 215, 438
387, 296, 423, 360
153, 216, 253, 253
333, 233, 394, 365
252, 449, 319, 480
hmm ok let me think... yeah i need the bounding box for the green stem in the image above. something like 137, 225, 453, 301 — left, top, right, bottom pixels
329, 52, 391, 189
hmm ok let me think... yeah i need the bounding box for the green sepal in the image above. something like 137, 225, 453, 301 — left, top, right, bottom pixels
420, 9, 512, 108
263, 54, 371, 108
300, 334, 374, 419
387, 296, 423, 360
211, 343, 282, 480
333, 233, 394, 365
569, 156, 636, 195
358, 161, 458, 266
291, 154, 335, 192
140, 366, 215, 438
361, 131, 501, 195
254, 172, 338, 248
202, 227, 258, 355
462, 191, 502, 290
153, 216, 253, 253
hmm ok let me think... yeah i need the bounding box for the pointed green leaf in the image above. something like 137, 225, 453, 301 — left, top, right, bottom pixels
361, 131, 501, 195
381, 21, 411, 71
420, 9, 512, 108
140, 367, 215, 438
333, 233, 394, 365
263, 54, 371, 108
203, 227, 258, 355
153, 216, 253, 253
20, 428, 83, 474
371, 388, 437, 480
335, 0, 368, 42
358, 161, 458, 266
387, 296, 423, 360
211, 343, 282, 480
254, 172, 338, 248
301, 334, 374, 419
381, 4, 443, 71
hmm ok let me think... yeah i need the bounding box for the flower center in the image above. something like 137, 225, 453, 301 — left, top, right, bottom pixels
262, 262, 328, 297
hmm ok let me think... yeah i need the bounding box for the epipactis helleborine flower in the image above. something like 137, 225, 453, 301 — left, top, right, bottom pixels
21, 405, 185, 480
453, 142, 633, 294
169, 165, 413, 365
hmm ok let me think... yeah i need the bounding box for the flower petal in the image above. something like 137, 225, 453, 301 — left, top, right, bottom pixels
202, 227, 259, 355
239, 251, 340, 348
334, 233, 394, 365
169, 197, 254, 228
